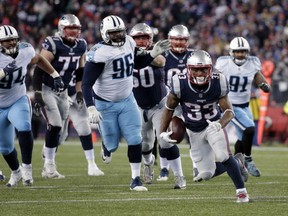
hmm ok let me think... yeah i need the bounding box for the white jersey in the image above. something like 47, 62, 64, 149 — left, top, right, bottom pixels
86, 36, 136, 102
215, 56, 261, 105
0, 42, 35, 108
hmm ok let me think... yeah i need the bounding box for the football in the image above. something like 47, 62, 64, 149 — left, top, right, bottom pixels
168, 116, 186, 144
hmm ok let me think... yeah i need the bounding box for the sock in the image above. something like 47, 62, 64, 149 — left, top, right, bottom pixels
222, 156, 244, 189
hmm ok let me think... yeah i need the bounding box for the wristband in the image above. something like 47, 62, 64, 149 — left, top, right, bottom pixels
50, 71, 60, 78
165, 104, 175, 111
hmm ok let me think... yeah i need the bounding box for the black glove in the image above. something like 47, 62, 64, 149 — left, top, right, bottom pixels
34, 91, 45, 116
76, 91, 84, 106
3, 60, 17, 76
259, 82, 271, 93
53, 77, 65, 93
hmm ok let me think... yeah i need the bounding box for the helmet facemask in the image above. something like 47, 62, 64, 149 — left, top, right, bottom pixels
188, 65, 212, 85
107, 30, 126, 47
169, 37, 189, 53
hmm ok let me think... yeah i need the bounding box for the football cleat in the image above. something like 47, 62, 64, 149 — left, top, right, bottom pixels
174, 176, 186, 189
143, 155, 155, 184
22, 164, 34, 186
234, 153, 249, 182
101, 142, 112, 164
236, 189, 249, 203
130, 176, 148, 191
42, 162, 65, 179
157, 168, 169, 181
0, 170, 5, 181
245, 160, 261, 177
88, 163, 104, 176
6, 168, 22, 187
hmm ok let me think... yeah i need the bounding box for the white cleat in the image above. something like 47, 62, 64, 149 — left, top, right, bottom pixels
42, 162, 65, 179
6, 168, 22, 187
88, 163, 104, 176
130, 176, 148, 191
157, 168, 169, 181
174, 176, 186, 189
22, 164, 34, 186
101, 143, 112, 164
236, 189, 249, 203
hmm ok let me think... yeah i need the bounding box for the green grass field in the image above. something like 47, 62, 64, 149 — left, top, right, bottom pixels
0, 139, 288, 216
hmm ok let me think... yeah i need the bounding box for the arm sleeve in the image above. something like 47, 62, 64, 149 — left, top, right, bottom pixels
75, 67, 84, 82
134, 47, 154, 69
32, 66, 44, 91
82, 62, 105, 107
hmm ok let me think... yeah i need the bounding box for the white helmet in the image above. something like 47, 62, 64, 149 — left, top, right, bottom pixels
0, 25, 19, 55
187, 50, 213, 85
129, 23, 153, 50
168, 24, 190, 53
100, 15, 126, 46
58, 14, 81, 42
229, 37, 250, 65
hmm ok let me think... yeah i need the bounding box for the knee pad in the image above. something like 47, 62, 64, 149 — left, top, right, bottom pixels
46, 125, 61, 148
47, 124, 62, 133
162, 145, 180, 160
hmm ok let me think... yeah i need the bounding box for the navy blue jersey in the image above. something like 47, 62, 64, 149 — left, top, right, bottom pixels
41, 36, 87, 94
170, 72, 229, 132
133, 65, 167, 109
163, 49, 193, 86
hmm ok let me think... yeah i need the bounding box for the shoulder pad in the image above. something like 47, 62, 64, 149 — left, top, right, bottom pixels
215, 56, 231, 71
18, 42, 32, 49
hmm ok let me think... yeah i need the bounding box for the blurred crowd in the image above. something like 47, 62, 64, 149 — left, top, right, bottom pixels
1, 0, 288, 104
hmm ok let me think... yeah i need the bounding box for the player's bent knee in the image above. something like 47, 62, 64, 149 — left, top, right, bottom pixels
215, 151, 229, 163
126, 136, 142, 146
15, 121, 31, 131
0, 147, 14, 155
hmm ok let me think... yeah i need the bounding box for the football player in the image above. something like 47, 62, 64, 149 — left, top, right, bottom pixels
130, 23, 186, 188
159, 24, 195, 180
215, 37, 271, 177
160, 50, 250, 203
0, 25, 64, 187
82, 15, 170, 191
57, 74, 104, 176
33, 14, 100, 178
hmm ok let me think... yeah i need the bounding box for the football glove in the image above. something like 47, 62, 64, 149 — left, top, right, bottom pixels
87, 106, 102, 124
53, 76, 65, 93
34, 91, 45, 116
0, 60, 17, 79
76, 91, 84, 106
150, 39, 170, 58
259, 82, 271, 93
160, 131, 177, 143
206, 120, 222, 135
